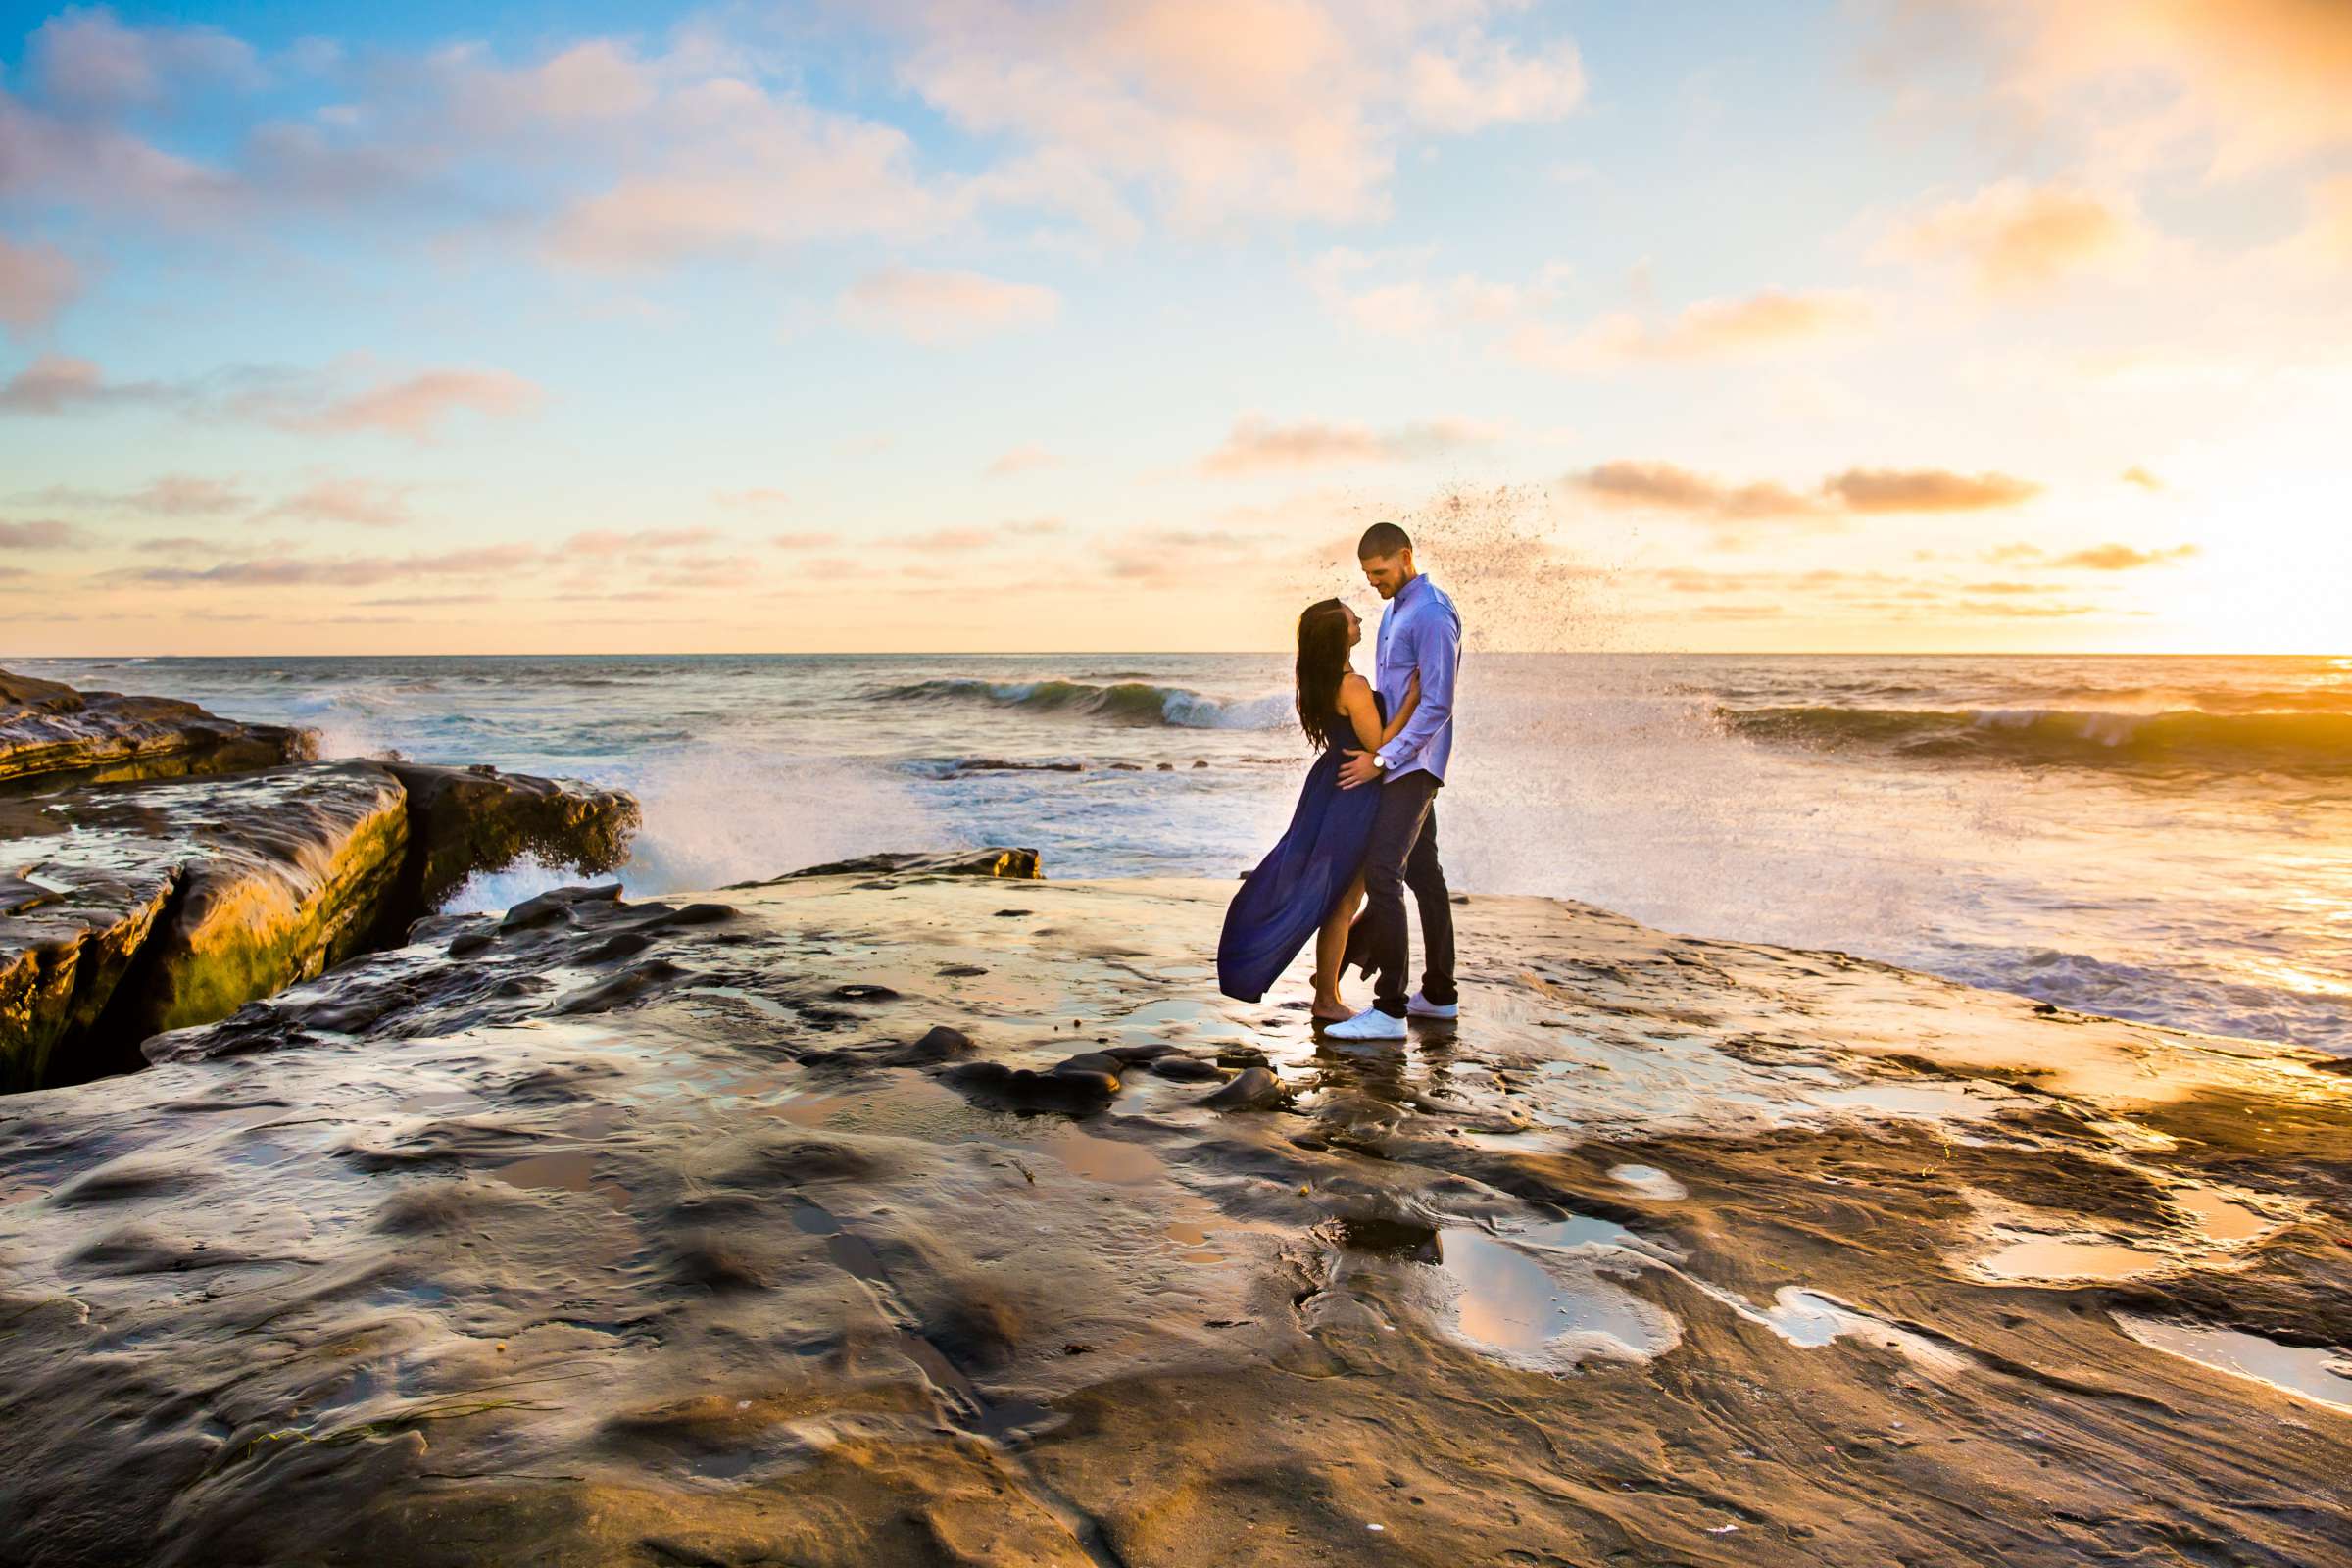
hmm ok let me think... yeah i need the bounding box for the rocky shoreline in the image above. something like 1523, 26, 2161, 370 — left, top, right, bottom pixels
1, 669, 639, 1091
1, 826, 2347, 1563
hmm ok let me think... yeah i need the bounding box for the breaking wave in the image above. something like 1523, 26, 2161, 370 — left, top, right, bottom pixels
1724, 706, 2352, 775
875, 677, 1290, 730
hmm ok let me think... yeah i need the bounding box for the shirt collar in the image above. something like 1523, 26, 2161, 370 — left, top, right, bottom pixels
1395, 574, 1431, 609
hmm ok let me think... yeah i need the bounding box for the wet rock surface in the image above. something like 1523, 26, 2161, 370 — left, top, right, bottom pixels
0, 665, 313, 788
1, 870, 2348, 1566
3, 727, 639, 1091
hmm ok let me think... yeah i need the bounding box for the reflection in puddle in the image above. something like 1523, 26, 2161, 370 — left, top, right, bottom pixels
1330, 1212, 1677, 1367
2116, 1315, 2352, 1414
1746, 1287, 1970, 1374
2171, 1187, 2275, 1244
1976, 1237, 2170, 1282
1609, 1164, 1687, 1200
493, 1152, 630, 1211
1042, 1126, 1163, 1185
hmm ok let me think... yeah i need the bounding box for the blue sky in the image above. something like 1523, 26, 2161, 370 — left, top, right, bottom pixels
2, 0, 2348, 654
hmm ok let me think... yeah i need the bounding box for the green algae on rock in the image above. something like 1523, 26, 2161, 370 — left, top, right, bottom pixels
2, 761, 640, 1091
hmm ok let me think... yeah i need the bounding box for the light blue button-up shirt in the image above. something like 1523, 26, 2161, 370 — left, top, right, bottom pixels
1372, 574, 1460, 784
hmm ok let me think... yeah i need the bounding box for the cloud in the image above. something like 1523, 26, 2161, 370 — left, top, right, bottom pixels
0, 355, 540, 440
120, 543, 541, 587
264, 477, 416, 528
1574, 461, 1826, 520
1405, 35, 1586, 134
2121, 466, 2165, 490
0, 519, 79, 549
563, 527, 723, 557
1930, 0, 2352, 176
294, 368, 544, 440
1570, 460, 2044, 528
984, 443, 1065, 477
1304, 247, 1564, 340
866, 0, 1589, 227
1202, 414, 1498, 474
22, 474, 249, 514
1886, 180, 2144, 294
0, 238, 81, 335
887, 527, 999, 552
1824, 468, 2044, 513
1511, 289, 1874, 372
2050, 542, 2198, 570
769, 530, 844, 550
0, 354, 172, 415
26, 8, 265, 112
839, 267, 1058, 346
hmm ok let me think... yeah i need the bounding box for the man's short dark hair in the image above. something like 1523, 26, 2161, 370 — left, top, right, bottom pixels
1357, 521, 1411, 558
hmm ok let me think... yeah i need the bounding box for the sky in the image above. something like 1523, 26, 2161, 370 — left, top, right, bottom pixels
0, 0, 2347, 656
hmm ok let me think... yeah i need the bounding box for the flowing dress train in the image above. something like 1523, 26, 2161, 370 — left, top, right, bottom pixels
1216, 695, 1384, 1002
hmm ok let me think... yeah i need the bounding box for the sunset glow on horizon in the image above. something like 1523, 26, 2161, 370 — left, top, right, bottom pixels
2, 1, 2348, 657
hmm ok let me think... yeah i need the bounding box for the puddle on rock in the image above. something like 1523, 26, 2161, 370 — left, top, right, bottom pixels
2115, 1315, 2352, 1414
1608, 1164, 1687, 1200
1040, 1125, 1163, 1186
492, 1151, 630, 1212
1744, 1287, 1971, 1373
1332, 1213, 1678, 1369
2170, 1186, 2276, 1245
1975, 1236, 2172, 1282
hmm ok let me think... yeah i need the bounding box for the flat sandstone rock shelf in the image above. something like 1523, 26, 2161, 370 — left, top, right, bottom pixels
1, 865, 2346, 1566
0, 666, 312, 787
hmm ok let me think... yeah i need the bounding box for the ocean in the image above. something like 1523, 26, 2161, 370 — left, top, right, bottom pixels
14, 651, 2349, 1055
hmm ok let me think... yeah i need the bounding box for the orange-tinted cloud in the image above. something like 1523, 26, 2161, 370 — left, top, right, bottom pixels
0, 237, 81, 334
563, 527, 723, 558
2120, 466, 2164, 490
1575, 461, 1825, 519
264, 477, 416, 528
873, 0, 1587, 227
839, 267, 1058, 346
1944, 0, 2352, 175
2051, 542, 2198, 569
1202, 414, 1496, 474
984, 443, 1064, 477
299, 368, 544, 440
1886, 180, 2141, 294
1825, 467, 2044, 513
769, 531, 844, 550
1571, 461, 2041, 520
1512, 288, 1873, 372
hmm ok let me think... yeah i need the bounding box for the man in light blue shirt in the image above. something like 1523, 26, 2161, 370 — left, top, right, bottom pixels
1328, 521, 1461, 1040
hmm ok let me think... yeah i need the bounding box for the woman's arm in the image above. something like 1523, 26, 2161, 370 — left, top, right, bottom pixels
1338, 675, 1387, 752
1378, 671, 1422, 746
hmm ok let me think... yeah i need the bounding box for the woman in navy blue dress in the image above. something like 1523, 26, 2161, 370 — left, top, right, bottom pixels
1218, 599, 1420, 1021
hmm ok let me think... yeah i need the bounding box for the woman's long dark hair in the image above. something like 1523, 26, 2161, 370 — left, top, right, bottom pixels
1295, 598, 1352, 751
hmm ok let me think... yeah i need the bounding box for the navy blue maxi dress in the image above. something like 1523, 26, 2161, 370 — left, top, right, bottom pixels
1217, 694, 1385, 1002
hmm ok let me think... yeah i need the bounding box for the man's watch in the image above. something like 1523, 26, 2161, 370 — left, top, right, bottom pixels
1372, 754, 1390, 771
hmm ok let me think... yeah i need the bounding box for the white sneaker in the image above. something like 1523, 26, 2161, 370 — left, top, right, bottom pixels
1406, 991, 1459, 1019
1323, 1007, 1406, 1041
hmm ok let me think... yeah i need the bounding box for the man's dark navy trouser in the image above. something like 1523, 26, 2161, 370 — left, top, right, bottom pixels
1362, 770, 1456, 1018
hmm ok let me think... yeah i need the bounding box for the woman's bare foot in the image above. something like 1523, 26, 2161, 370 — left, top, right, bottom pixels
1311, 994, 1352, 1024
